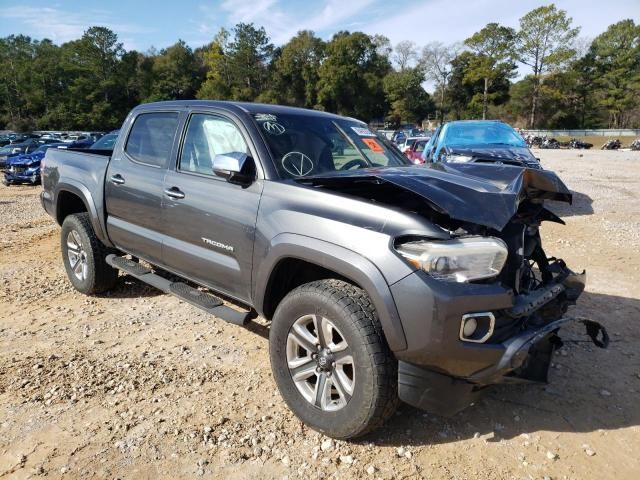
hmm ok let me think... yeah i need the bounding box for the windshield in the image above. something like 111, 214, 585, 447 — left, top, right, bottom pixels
443, 122, 526, 147
253, 113, 409, 179
33, 144, 57, 154
414, 140, 428, 152
90, 134, 118, 150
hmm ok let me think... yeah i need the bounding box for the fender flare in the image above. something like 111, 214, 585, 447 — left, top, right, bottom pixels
254, 233, 407, 351
54, 180, 112, 246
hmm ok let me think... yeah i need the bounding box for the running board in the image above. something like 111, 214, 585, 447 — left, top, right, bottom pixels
106, 254, 256, 326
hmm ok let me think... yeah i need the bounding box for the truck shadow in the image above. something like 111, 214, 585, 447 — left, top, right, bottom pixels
98, 276, 163, 299
362, 290, 639, 447
546, 191, 594, 217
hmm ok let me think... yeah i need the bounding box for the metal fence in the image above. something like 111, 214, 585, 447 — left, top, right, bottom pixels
522, 129, 640, 137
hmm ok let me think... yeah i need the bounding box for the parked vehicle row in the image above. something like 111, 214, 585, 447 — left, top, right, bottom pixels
2, 130, 120, 185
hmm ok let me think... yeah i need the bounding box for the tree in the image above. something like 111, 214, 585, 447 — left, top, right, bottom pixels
464, 23, 516, 119
197, 28, 233, 100
383, 67, 433, 124
267, 31, 325, 107
317, 31, 391, 120
146, 40, 203, 102
449, 51, 511, 120
420, 42, 459, 123
517, 4, 580, 127
589, 19, 640, 128
227, 23, 274, 101
392, 41, 418, 70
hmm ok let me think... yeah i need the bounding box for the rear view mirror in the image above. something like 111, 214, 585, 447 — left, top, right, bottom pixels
213, 152, 254, 186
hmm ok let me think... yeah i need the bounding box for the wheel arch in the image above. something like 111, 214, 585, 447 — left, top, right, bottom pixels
54, 181, 111, 246
254, 233, 407, 352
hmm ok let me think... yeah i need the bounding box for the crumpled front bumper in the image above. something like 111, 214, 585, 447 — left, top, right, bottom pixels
4, 166, 40, 183
391, 266, 608, 416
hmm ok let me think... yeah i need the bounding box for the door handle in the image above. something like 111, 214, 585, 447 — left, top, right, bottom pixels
164, 187, 185, 199
110, 174, 125, 185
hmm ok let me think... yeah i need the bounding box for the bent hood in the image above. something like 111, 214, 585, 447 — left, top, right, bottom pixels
7, 153, 38, 166
300, 163, 572, 231
446, 144, 536, 162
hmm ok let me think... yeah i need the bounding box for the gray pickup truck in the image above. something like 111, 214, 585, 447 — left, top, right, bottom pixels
40, 101, 607, 439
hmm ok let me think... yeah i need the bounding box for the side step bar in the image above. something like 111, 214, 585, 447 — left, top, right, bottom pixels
106, 254, 257, 326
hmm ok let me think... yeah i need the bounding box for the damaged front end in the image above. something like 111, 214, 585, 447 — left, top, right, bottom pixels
302, 163, 608, 416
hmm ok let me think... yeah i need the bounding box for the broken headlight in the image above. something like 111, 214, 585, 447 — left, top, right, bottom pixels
395, 236, 508, 282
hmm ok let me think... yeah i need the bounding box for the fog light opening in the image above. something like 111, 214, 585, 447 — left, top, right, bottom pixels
460, 312, 495, 343
462, 317, 478, 337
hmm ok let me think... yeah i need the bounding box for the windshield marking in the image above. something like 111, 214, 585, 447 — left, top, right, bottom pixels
282, 151, 314, 177
262, 121, 286, 135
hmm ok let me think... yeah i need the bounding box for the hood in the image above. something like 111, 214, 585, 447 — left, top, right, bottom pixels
446, 144, 537, 164
7, 153, 37, 165
299, 163, 571, 231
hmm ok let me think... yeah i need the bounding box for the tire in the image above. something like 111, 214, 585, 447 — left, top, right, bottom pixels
269, 279, 398, 439
60, 213, 118, 294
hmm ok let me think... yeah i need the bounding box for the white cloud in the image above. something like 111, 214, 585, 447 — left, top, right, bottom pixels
0, 6, 153, 48
197, 0, 376, 44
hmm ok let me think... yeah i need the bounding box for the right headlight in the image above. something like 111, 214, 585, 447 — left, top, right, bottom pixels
395, 236, 508, 282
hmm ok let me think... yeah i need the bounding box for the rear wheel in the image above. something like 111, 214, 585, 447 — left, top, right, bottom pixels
269, 279, 398, 439
61, 213, 118, 294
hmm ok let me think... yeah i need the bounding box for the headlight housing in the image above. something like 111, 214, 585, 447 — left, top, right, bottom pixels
396, 236, 508, 282
444, 154, 473, 163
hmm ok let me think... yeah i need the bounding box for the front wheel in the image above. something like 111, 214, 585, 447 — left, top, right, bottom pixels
269, 279, 398, 439
61, 213, 118, 294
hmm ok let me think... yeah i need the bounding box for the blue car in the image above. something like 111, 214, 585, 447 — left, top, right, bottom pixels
89, 132, 119, 150
421, 120, 541, 169
3, 143, 66, 185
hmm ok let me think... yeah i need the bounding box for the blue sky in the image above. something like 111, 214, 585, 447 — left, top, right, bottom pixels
0, 0, 638, 52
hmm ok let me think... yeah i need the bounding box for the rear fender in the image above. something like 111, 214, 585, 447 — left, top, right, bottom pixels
55, 180, 112, 247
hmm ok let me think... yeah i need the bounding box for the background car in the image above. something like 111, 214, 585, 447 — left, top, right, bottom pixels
422, 120, 541, 169
89, 132, 119, 150
398, 136, 424, 153
404, 137, 430, 164
3, 142, 67, 185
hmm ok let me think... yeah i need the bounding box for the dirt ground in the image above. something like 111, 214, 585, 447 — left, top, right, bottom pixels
1, 149, 639, 480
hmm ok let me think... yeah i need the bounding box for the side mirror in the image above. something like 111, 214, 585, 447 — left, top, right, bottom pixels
212, 152, 254, 186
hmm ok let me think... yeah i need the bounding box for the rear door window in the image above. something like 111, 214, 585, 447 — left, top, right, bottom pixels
125, 112, 179, 167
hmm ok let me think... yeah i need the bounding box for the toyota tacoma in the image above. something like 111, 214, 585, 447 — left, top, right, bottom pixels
40, 101, 607, 439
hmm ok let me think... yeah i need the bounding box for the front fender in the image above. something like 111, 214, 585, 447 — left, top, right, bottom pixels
254, 233, 408, 352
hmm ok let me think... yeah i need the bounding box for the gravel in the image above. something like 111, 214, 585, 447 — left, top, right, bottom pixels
1, 150, 639, 479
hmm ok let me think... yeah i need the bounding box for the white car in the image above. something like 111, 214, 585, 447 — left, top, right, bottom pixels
399, 136, 424, 153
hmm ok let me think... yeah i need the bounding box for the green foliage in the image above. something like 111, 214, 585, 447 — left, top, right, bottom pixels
266, 31, 325, 108
516, 4, 580, 127
383, 67, 433, 124
463, 23, 516, 119
0, 14, 638, 131
317, 31, 391, 120
145, 40, 203, 102
449, 51, 511, 120
589, 19, 640, 128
